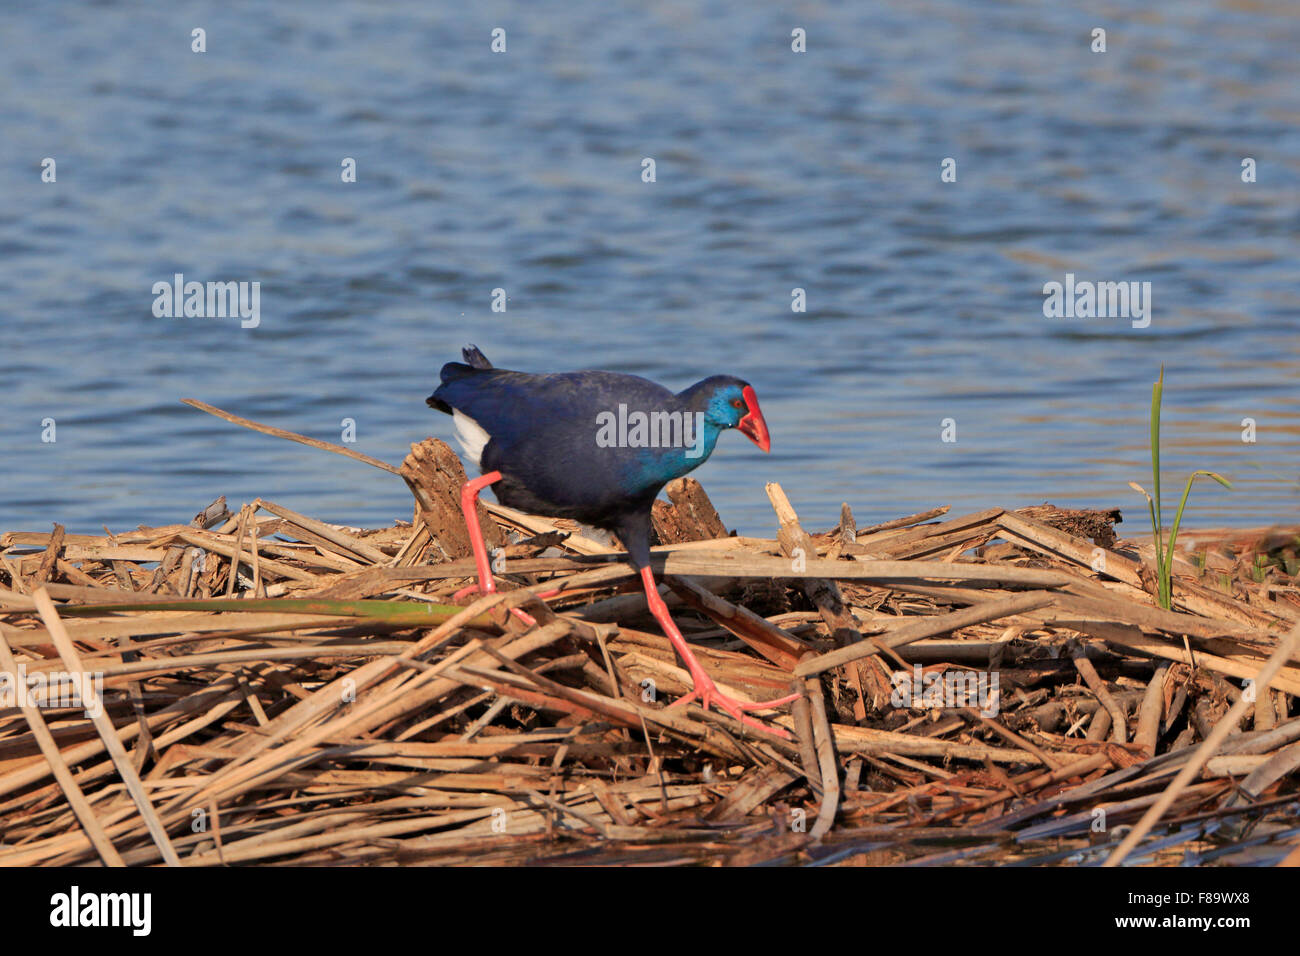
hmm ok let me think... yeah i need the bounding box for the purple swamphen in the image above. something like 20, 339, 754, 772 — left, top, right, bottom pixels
427, 345, 797, 736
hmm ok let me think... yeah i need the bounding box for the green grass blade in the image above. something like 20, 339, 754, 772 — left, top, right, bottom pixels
1167, 472, 1233, 560
1149, 366, 1166, 604
1150, 365, 1165, 560
1162, 470, 1233, 609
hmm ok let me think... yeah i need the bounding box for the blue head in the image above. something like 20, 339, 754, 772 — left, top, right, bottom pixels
617, 375, 771, 491
684, 376, 772, 452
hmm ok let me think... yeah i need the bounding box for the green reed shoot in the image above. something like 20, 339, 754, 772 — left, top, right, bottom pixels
1129, 367, 1232, 610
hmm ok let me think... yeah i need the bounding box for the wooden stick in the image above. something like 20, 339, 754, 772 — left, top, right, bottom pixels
794, 591, 1057, 677
855, 506, 951, 539
1071, 647, 1127, 744
1134, 665, 1169, 756
806, 674, 840, 840
258, 499, 392, 565
767, 482, 870, 719
663, 574, 807, 671
182, 398, 400, 474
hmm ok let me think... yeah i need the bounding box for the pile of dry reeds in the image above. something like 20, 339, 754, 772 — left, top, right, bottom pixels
1, 408, 1298, 866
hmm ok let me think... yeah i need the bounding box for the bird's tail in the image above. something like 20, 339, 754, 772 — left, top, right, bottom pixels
427, 345, 494, 412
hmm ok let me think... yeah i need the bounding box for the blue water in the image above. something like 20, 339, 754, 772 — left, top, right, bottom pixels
2, 1, 1297, 538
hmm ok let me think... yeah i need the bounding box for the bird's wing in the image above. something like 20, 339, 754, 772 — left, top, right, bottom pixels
431, 368, 683, 507
434, 369, 669, 447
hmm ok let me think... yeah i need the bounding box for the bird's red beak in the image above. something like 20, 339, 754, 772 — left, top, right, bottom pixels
737, 385, 771, 453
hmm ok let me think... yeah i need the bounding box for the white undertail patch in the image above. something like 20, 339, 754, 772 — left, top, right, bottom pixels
451, 409, 490, 469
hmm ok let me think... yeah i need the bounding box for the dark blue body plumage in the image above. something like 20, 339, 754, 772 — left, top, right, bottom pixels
427, 346, 768, 568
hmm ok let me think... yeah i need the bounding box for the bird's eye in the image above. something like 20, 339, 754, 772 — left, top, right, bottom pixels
731, 399, 743, 410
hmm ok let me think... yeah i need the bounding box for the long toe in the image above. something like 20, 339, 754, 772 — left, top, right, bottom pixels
689, 677, 795, 739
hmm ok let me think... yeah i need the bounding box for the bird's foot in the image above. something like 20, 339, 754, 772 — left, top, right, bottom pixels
451, 580, 495, 601
668, 669, 799, 739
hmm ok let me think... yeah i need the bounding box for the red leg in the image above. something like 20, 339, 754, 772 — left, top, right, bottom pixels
453, 470, 539, 626
460, 471, 503, 594
639, 566, 799, 738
